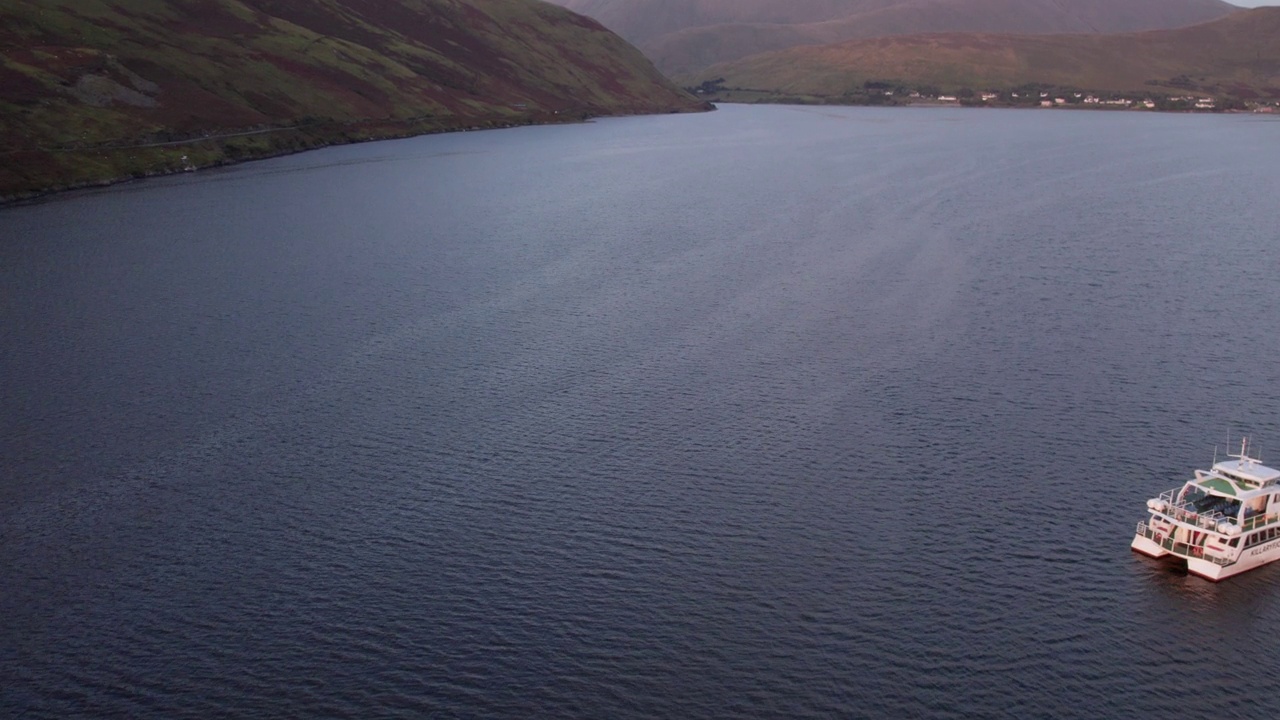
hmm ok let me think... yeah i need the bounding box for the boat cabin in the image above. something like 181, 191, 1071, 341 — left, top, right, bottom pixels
1169, 458, 1280, 542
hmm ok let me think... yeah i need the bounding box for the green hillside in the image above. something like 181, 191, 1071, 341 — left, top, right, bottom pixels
685, 7, 1280, 103
0, 0, 708, 199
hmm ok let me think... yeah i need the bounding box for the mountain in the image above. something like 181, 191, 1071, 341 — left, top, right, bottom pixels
545, 0, 1241, 74
685, 7, 1280, 101
545, 0, 872, 44
0, 0, 708, 199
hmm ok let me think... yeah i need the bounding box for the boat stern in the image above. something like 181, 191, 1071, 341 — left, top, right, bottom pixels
1186, 556, 1236, 581
1131, 532, 1170, 558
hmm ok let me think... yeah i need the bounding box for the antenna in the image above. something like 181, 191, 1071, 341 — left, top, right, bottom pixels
1228, 436, 1260, 466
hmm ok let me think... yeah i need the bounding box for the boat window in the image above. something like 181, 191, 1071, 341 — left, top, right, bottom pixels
1245, 534, 1259, 548
1181, 486, 1207, 504
1229, 538, 1240, 547
1245, 496, 1267, 516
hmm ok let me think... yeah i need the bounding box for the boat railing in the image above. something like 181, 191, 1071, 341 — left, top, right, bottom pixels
1153, 490, 1228, 530
1150, 490, 1280, 533
1239, 512, 1280, 533
1136, 522, 1233, 567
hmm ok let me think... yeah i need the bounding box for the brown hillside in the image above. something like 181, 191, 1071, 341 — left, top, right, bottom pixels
545, 0, 1240, 74
0, 0, 707, 199
687, 7, 1280, 100
545, 0, 873, 43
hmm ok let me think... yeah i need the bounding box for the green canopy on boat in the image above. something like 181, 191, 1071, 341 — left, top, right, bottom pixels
1199, 476, 1238, 496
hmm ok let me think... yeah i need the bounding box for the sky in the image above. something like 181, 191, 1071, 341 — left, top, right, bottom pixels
1229, 0, 1280, 6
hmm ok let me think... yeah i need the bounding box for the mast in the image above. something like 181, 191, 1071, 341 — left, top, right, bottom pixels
1227, 436, 1260, 468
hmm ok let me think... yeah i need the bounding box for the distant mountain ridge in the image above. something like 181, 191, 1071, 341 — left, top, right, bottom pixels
545, 0, 1241, 74
0, 0, 707, 199
687, 7, 1280, 101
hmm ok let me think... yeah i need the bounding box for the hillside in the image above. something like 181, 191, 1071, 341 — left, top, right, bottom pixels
545, 0, 1240, 75
545, 0, 871, 43
0, 0, 708, 199
685, 7, 1280, 102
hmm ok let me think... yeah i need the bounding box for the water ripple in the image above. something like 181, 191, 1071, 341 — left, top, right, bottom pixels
3, 105, 1280, 719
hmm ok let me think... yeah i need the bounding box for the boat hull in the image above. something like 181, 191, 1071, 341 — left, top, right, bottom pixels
1130, 534, 1169, 558
1133, 532, 1280, 581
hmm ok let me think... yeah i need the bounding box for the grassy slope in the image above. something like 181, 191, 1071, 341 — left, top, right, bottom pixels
0, 0, 707, 199
546, 0, 1239, 75
685, 7, 1280, 100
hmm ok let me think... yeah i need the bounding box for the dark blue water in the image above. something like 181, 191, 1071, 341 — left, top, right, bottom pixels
3, 104, 1280, 718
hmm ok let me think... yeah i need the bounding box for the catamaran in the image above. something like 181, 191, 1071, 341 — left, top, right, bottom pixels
1133, 438, 1280, 581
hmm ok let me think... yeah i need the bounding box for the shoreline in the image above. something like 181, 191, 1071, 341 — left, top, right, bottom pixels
1, 104, 712, 207
702, 96, 1274, 115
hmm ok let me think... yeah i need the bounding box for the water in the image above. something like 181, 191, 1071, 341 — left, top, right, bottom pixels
3, 104, 1279, 718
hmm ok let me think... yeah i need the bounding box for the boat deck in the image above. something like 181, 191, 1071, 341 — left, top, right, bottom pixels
1135, 523, 1232, 566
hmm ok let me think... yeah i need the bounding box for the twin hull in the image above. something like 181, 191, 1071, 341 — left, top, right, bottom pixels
1131, 532, 1280, 581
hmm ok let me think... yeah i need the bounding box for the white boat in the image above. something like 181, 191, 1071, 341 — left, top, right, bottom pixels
1133, 438, 1280, 581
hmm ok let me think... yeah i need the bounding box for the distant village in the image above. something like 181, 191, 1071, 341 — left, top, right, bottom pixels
689, 79, 1280, 113
907, 89, 1277, 113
